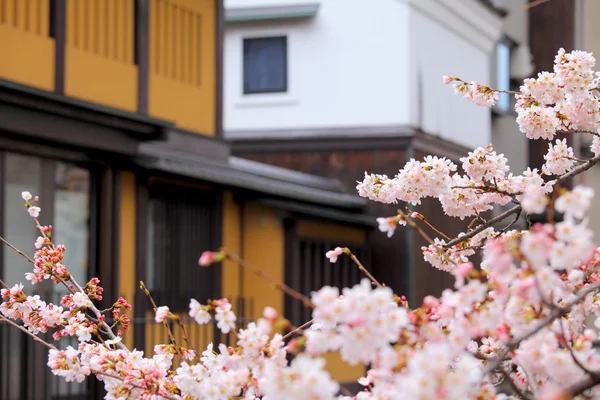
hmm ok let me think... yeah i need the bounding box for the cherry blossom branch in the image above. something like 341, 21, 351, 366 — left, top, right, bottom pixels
445, 205, 522, 248
282, 319, 314, 341
0, 235, 35, 264
0, 314, 58, 350
222, 249, 315, 309
344, 250, 383, 288
483, 280, 600, 375
68, 275, 127, 350
140, 281, 179, 350
500, 364, 532, 400
92, 371, 180, 400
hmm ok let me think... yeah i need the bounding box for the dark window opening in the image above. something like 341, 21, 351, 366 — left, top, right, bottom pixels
243, 36, 288, 94
146, 183, 217, 312
286, 236, 371, 327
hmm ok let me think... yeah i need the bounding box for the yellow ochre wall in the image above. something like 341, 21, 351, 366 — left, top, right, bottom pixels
118, 172, 137, 350
242, 203, 284, 315
65, 0, 137, 111
1, 0, 216, 137
297, 219, 367, 383
149, 0, 216, 135
0, 0, 55, 90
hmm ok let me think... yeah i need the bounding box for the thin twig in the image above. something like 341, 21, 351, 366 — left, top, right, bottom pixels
500, 364, 532, 400
223, 249, 315, 309
93, 371, 180, 400
345, 251, 383, 288
483, 280, 600, 375
0, 314, 57, 350
140, 281, 180, 353
526, 0, 551, 9
445, 205, 522, 248
282, 319, 314, 341
0, 235, 35, 263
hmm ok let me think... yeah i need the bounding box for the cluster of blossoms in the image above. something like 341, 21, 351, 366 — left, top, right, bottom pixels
6, 48, 600, 400
443, 76, 500, 107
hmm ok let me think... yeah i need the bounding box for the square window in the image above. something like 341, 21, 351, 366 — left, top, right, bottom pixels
243, 36, 288, 94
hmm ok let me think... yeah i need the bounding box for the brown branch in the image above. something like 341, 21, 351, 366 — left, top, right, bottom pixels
500, 364, 532, 400
282, 319, 314, 341
554, 153, 600, 186
445, 205, 522, 248
222, 249, 315, 309
526, 0, 551, 9
0, 235, 35, 264
93, 371, 179, 400
483, 280, 600, 375
345, 251, 383, 288
0, 314, 57, 350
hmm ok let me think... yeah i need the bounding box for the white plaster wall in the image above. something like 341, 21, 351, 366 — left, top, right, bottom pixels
408, 6, 493, 149
224, 0, 412, 132
224, 0, 501, 151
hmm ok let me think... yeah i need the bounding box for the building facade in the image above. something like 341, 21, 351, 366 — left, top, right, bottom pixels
224, 0, 519, 302
0, 1, 371, 398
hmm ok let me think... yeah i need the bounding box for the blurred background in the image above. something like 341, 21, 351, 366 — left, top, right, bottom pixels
0, 0, 598, 398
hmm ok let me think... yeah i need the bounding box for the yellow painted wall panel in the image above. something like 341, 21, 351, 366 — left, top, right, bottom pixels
118, 172, 136, 350
0, 26, 54, 90
148, 0, 215, 135
242, 203, 284, 315
297, 221, 367, 244
322, 352, 365, 383
221, 191, 241, 300
149, 73, 215, 134
65, 46, 138, 111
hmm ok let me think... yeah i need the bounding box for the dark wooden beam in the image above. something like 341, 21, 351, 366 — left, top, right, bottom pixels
528, 0, 575, 188
135, 0, 149, 113
50, 0, 66, 94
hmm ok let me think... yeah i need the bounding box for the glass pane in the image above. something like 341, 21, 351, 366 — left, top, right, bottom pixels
1, 153, 41, 400
243, 36, 287, 94
3, 153, 41, 287
52, 162, 90, 295
496, 42, 511, 113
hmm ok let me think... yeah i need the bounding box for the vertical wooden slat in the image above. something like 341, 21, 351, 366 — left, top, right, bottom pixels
195, 14, 201, 86
37, 0, 44, 35
28, 0, 38, 34
0, 0, 4, 25
164, 2, 171, 78
181, 7, 187, 82
136, 0, 150, 112
84, 0, 92, 51
23, 0, 30, 31
189, 10, 196, 85
150, 0, 158, 74
15, 0, 25, 30
112, 0, 121, 61
171, 4, 178, 80
107, 0, 116, 59
75, 0, 84, 48
5, 0, 14, 27
124, 0, 132, 64
160, 0, 168, 76
101, 0, 109, 57
52, 0, 66, 93
89, 0, 97, 53
65, 0, 73, 45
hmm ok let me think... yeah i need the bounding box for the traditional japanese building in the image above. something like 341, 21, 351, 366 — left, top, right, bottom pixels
0, 1, 371, 398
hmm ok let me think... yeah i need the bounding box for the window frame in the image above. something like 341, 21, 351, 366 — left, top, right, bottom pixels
242, 35, 289, 95
493, 36, 517, 116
